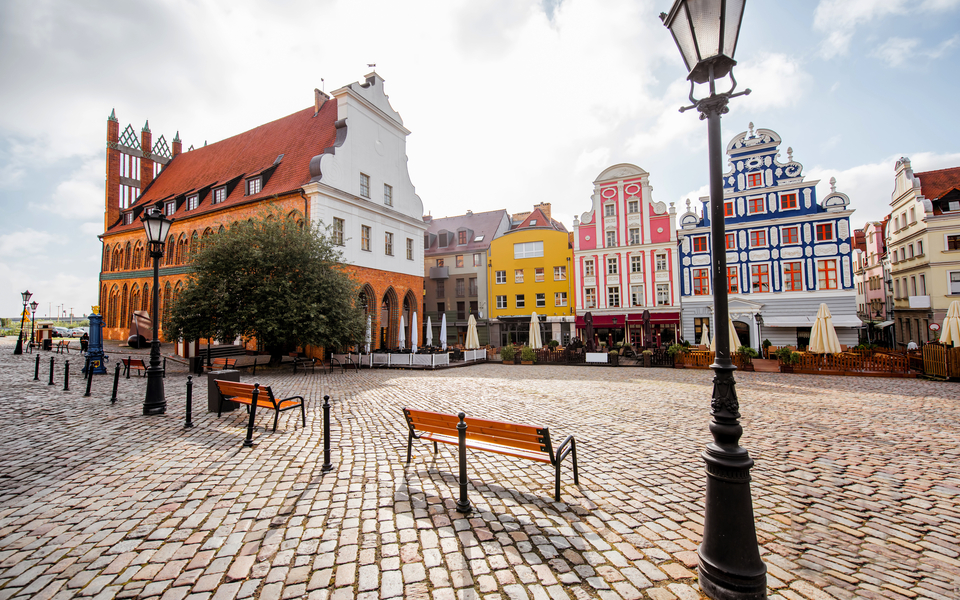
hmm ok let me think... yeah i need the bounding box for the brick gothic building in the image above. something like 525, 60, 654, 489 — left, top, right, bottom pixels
99, 73, 427, 351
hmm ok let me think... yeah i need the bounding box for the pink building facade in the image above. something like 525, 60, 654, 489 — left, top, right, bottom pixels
572, 164, 680, 347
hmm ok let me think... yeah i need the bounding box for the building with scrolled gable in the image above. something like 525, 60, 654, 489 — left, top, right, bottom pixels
677, 124, 859, 350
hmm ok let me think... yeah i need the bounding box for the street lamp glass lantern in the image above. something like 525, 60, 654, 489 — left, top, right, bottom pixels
660, 0, 746, 84
21, 290, 32, 304
30, 301, 39, 312
141, 208, 173, 247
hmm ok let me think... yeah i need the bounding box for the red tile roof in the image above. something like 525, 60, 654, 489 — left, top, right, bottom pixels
107, 102, 338, 234
512, 208, 567, 232
917, 166, 960, 200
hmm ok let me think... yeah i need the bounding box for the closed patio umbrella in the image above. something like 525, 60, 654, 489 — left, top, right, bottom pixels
465, 314, 480, 349
808, 303, 842, 354
426, 316, 433, 347
411, 312, 418, 354
364, 315, 371, 354
710, 318, 741, 352
701, 323, 711, 348
529, 312, 543, 349
440, 313, 447, 351
939, 300, 960, 347
398, 314, 405, 350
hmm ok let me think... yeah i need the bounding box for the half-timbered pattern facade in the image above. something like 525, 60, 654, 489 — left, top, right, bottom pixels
677, 125, 859, 349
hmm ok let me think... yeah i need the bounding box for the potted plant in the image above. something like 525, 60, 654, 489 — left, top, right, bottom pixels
548, 339, 560, 349
520, 345, 536, 365
762, 339, 772, 359
774, 347, 800, 372
642, 349, 653, 368
500, 345, 516, 364
735, 345, 758, 371
608, 349, 619, 366
667, 343, 687, 367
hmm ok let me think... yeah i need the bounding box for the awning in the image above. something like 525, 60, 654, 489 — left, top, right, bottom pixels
762, 315, 863, 328
876, 320, 894, 328
576, 312, 681, 328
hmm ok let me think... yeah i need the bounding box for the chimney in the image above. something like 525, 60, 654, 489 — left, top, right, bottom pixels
466, 210, 473, 216
535, 202, 552, 221
172, 131, 182, 157
105, 109, 121, 231
140, 121, 155, 190
315, 89, 330, 115
423, 215, 433, 223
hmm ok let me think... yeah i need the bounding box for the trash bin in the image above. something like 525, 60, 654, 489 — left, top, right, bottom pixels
42, 339, 52, 351
208, 370, 240, 413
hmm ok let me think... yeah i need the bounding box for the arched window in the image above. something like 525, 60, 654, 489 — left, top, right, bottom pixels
142, 283, 150, 312
124, 242, 132, 270
162, 283, 172, 326
108, 285, 120, 328
130, 285, 140, 323
218, 225, 225, 235
104, 245, 111, 271
176, 234, 188, 265
113, 247, 123, 271
190, 231, 199, 257
133, 242, 144, 270
120, 284, 129, 329
380, 288, 399, 350
165, 235, 175, 266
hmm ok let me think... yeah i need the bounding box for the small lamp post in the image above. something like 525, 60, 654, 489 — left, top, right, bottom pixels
661, 1, 767, 599
141, 207, 174, 415
14, 290, 32, 355
29, 301, 39, 350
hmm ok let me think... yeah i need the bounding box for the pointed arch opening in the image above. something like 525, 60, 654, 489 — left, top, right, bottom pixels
380, 287, 399, 350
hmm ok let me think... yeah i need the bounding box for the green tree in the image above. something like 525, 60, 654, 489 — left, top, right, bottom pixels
165, 209, 365, 365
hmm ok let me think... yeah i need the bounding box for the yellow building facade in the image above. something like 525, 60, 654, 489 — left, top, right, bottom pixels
487, 206, 576, 346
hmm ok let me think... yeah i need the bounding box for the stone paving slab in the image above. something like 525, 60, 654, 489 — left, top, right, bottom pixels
0, 339, 958, 600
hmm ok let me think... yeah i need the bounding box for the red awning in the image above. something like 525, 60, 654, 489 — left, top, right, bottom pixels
577, 312, 680, 327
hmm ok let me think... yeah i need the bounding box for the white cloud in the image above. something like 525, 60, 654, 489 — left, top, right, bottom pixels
872, 37, 921, 67
735, 53, 813, 111
0, 228, 61, 258
33, 157, 103, 219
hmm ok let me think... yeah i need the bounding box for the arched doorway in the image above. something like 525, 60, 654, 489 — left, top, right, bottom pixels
733, 320, 751, 349
380, 288, 398, 349
402, 291, 418, 349
358, 285, 376, 351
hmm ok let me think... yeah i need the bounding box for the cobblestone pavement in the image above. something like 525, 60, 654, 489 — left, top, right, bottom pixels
0, 339, 958, 600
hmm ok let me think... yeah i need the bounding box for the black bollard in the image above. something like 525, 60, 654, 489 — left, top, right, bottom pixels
111, 362, 120, 404
243, 384, 259, 447
84, 361, 94, 398
322, 395, 333, 473
48, 357, 55, 386
456, 412, 472, 514
63, 360, 69, 391
126, 356, 131, 379
34, 354, 40, 381
184, 376, 194, 429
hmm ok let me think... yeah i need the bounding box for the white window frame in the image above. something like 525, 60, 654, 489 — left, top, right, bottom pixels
516, 294, 525, 308
384, 184, 393, 206
384, 231, 394, 256
607, 286, 620, 308
513, 241, 544, 259
748, 228, 767, 248
627, 199, 639, 213
607, 257, 618, 275
406, 238, 414, 260
656, 283, 670, 306
213, 186, 226, 204
555, 292, 567, 307
554, 266, 566, 281
333, 217, 345, 246
495, 270, 506, 284
945, 234, 960, 251
746, 195, 766, 215
164, 201, 176, 216
655, 253, 667, 271
515, 269, 524, 283
629, 228, 640, 245
606, 230, 617, 247
584, 288, 597, 309
535, 267, 545, 282
631, 285, 644, 307
123, 213, 133, 225
360, 173, 370, 198
361, 225, 371, 251
584, 260, 595, 277
186, 194, 199, 211
631, 256, 643, 273
496, 295, 507, 309
536, 293, 546, 308
949, 271, 960, 295
604, 203, 616, 217
247, 177, 262, 195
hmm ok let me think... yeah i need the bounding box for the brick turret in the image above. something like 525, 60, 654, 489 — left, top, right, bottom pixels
140, 121, 154, 190
172, 131, 182, 158
105, 109, 120, 231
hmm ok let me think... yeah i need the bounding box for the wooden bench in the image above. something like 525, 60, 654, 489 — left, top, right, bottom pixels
403, 408, 578, 502
290, 353, 315, 374
122, 356, 166, 378
204, 357, 237, 371
56, 340, 71, 354
215, 380, 306, 443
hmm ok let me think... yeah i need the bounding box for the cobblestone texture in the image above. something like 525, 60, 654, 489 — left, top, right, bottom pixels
1, 339, 958, 600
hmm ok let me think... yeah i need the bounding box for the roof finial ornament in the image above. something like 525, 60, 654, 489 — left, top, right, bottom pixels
142, 120, 150, 133
173, 131, 181, 143
108, 108, 118, 123
748, 122, 754, 138
787, 146, 793, 162
685, 198, 691, 211
830, 177, 837, 193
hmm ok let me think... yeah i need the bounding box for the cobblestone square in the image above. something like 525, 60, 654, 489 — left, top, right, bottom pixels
1, 343, 958, 600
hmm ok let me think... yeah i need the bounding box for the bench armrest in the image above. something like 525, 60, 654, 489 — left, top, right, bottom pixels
556, 435, 576, 463
279, 395, 305, 403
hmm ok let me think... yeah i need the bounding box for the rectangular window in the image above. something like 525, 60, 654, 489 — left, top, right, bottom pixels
948, 235, 960, 250
749, 229, 766, 248
779, 193, 798, 210
164, 201, 176, 216
473, 253, 482, 267
469, 278, 478, 297
187, 194, 199, 211
627, 200, 639, 213
436, 280, 445, 296
496, 295, 507, 309
911, 276, 917, 296
725, 233, 736, 250
656, 253, 667, 271
585, 288, 597, 309
694, 317, 711, 345
213, 187, 226, 204
607, 258, 618, 275
908, 244, 914, 258
516, 294, 525, 308
656, 284, 670, 306
693, 268, 709, 295
748, 196, 765, 215
585, 260, 595, 277
724, 201, 735, 217
727, 266, 739, 293
816, 223, 834, 242
536, 293, 546, 308
919, 274, 926, 296
751, 264, 770, 293
909, 207, 916, 223
384, 231, 393, 255
606, 231, 617, 247
783, 261, 803, 291
360, 173, 370, 198
693, 235, 708, 253
631, 285, 644, 307
514, 241, 544, 259
438, 232, 448, 247
456, 255, 464, 268
554, 266, 566, 280
555, 292, 567, 307
818, 259, 838, 290
383, 184, 393, 206
457, 302, 465, 320
917, 240, 924, 255
406, 238, 413, 260
782, 226, 799, 245
608, 286, 620, 308
747, 172, 763, 188
950, 272, 960, 295
631, 256, 642, 273
629, 228, 640, 245
495, 270, 506, 284
458, 231, 467, 245
333, 217, 344, 246
895, 279, 901, 298
361, 225, 371, 251
247, 178, 262, 195
604, 203, 616, 216
535, 267, 545, 282
456, 279, 465, 297
437, 302, 445, 314
515, 269, 524, 283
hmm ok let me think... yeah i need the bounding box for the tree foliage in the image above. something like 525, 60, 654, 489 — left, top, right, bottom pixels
165, 209, 365, 364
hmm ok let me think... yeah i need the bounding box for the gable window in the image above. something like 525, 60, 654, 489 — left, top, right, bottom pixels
693, 235, 708, 253
333, 217, 344, 246
247, 177, 262, 195
554, 266, 566, 280
164, 201, 176, 216
384, 184, 393, 206
631, 256, 642, 273
818, 259, 838, 290
496, 295, 507, 309
516, 294, 525, 308
749, 229, 766, 248
816, 223, 834, 242
604, 203, 616, 217
584, 260, 595, 277
555, 292, 567, 307
456, 255, 464, 268
656, 253, 667, 271
629, 228, 640, 245
779, 192, 798, 210
361, 225, 371, 251
606, 231, 617, 247
747, 172, 763, 188
725, 233, 736, 250
514, 241, 544, 259
783, 262, 803, 291
727, 266, 739, 293
384, 231, 393, 255
535, 267, 545, 282
751, 264, 770, 293
360, 173, 370, 198
627, 199, 639, 213
406, 238, 414, 260
693, 268, 709, 295
782, 226, 799, 245
458, 231, 467, 245
724, 201, 735, 217
213, 187, 226, 204
495, 270, 506, 284
747, 196, 765, 215
608, 286, 620, 307
515, 269, 524, 283
607, 258, 618, 275
536, 293, 546, 307
584, 288, 597, 309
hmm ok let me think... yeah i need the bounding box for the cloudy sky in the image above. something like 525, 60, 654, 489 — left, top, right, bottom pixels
1, 0, 959, 318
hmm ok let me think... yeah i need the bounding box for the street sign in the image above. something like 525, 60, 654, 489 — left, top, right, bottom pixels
930, 323, 941, 331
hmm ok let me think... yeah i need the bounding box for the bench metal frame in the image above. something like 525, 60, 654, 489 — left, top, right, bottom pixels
215, 380, 306, 445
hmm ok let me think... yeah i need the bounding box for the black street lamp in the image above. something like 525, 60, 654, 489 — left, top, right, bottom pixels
13, 290, 32, 355
29, 301, 39, 350
141, 207, 173, 415
661, 2, 767, 599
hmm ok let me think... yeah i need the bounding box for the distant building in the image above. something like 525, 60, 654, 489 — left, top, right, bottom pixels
677, 124, 859, 350
852, 219, 892, 345
99, 73, 427, 351
488, 204, 575, 346
572, 164, 680, 348
887, 159, 960, 345
423, 209, 512, 347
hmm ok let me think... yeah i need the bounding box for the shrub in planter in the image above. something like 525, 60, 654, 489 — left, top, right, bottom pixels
500, 345, 516, 362
521, 345, 537, 363
608, 349, 619, 366
548, 339, 560, 349
762, 338, 772, 358
666, 343, 687, 357
641, 349, 653, 367
736, 345, 759, 359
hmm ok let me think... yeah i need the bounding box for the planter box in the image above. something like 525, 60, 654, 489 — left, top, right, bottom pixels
503, 360, 513, 365
521, 361, 534, 365
643, 355, 652, 368
585, 352, 608, 364
779, 365, 794, 373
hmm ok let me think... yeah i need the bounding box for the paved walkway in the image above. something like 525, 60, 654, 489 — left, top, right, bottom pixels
0, 339, 958, 600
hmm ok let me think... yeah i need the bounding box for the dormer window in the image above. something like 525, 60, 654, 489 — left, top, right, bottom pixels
747, 172, 763, 188
187, 194, 199, 210
458, 231, 467, 245
123, 213, 133, 225
213, 187, 226, 204
530, 220, 537, 225
383, 184, 393, 206
247, 177, 262, 195
164, 201, 176, 216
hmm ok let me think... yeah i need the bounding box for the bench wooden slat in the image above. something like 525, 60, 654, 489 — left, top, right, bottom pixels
421, 432, 553, 463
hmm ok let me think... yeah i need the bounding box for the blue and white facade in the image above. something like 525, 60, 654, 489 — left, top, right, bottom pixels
677, 124, 860, 350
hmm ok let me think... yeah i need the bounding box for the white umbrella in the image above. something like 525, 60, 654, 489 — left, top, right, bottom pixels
398, 314, 405, 350
528, 312, 543, 349
364, 315, 371, 354
426, 316, 433, 347
939, 300, 960, 347
411, 312, 418, 354
710, 317, 741, 352
440, 313, 447, 351
465, 314, 480, 349
700, 323, 711, 348
808, 303, 841, 354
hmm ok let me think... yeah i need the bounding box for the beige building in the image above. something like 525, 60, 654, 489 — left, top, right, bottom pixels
887, 158, 960, 345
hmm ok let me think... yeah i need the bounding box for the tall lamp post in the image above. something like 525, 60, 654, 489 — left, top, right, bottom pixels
661, 2, 767, 599
29, 301, 39, 350
141, 208, 174, 415
13, 290, 32, 355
